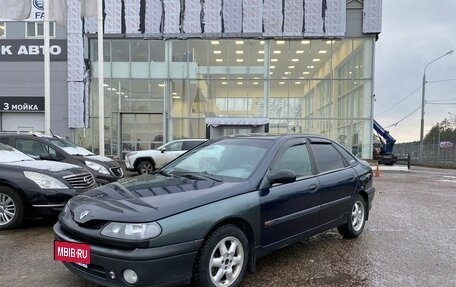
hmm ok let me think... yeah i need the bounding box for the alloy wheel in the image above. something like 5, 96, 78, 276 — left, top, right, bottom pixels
209, 236, 244, 287
0, 193, 16, 226
351, 200, 365, 232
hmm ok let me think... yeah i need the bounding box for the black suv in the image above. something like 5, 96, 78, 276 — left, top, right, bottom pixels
0, 133, 123, 185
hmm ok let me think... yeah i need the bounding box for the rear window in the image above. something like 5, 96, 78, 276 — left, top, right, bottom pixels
335, 144, 358, 165
311, 143, 345, 173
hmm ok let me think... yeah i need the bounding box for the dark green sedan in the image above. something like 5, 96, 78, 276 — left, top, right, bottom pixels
54, 134, 375, 287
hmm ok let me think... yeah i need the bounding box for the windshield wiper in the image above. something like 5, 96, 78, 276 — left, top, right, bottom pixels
153, 170, 172, 177
173, 172, 222, 182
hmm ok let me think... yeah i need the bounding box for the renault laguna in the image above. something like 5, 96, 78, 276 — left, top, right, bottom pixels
54, 134, 375, 287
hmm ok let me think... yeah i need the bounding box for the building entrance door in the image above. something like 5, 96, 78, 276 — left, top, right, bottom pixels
120, 113, 164, 158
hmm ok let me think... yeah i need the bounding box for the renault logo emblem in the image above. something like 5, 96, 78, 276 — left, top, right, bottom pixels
79, 210, 89, 220
83, 176, 91, 184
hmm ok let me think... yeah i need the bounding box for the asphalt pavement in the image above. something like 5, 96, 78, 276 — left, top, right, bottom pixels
0, 166, 455, 287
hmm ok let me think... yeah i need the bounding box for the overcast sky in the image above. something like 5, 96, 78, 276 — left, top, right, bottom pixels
374, 0, 456, 143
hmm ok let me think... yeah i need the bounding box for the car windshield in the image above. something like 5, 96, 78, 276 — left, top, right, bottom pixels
48, 137, 94, 156
162, 138, 272, 181
0, 143, 34, 163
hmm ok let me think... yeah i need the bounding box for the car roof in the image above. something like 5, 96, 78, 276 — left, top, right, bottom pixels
171, 138, 207, 142
215, 133, 332, 142
0, 132, 57, 139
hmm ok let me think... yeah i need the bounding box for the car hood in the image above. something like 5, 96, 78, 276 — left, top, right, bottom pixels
66, 174, 251, 224
4, 160, 85, 173
133, 150, 160, 157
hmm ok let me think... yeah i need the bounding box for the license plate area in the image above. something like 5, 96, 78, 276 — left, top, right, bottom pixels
54, 240, 91, 265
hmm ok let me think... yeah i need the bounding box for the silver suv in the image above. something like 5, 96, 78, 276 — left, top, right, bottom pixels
125, 139, 206, 174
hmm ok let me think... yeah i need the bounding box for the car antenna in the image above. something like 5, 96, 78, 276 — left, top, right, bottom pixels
50, 129, 56, 137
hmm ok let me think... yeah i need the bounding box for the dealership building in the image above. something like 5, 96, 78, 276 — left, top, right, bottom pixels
0, 0, 382, 160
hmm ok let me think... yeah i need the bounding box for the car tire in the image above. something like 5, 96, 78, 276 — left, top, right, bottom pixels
0, 186, 25, 230
194, 225, 249, 287
137, 160, 154, 175
338, 194, 366, 238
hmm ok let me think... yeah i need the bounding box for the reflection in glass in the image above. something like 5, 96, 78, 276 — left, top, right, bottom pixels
82, 38, 374, 160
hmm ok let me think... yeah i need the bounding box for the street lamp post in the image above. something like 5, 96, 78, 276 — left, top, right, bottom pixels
419, 50, 454, 163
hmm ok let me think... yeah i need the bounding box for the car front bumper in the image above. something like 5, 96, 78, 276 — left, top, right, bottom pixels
124, 157, 135, 171
24, 187, 83, 216
53, 222, 202, 287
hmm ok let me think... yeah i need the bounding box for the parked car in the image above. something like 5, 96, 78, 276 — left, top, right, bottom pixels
124, 138, 207, 174
0, 133, 123, 185
0, 143, 96, 229
54, 134, 375, 287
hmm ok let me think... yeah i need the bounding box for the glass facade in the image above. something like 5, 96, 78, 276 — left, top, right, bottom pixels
77, 38, 374, 159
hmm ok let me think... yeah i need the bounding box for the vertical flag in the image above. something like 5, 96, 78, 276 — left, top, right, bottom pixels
82, 0, 98, 17
0, 0, 31, 20
48, 0, 68, 26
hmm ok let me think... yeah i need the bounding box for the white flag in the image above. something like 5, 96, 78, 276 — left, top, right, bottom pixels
82, 0, 98, 17
0, 0, 31, 20
48, 0, 99, 27
49, 0, 68, 26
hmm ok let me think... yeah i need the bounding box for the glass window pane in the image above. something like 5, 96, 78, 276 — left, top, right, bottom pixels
272, 144, 312, 177
165, 141, 183, 151
171, 40, 188, 62
126, 80, 149, 112
50, 22, 55, 36
27, 22, 35, 36
149, 40, 165, 61
91, 40, 111, 62
188, 40, 206, 65
131, 40, 148, 61
112, 40, 129, 61
311, 144, 345, 172
37, 23, 43, 35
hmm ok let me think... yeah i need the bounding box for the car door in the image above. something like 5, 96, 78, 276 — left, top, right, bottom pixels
156, 140, 184, 167
259, 138, 320, 247
309, 139, 358, 227
15, 137, 63, 161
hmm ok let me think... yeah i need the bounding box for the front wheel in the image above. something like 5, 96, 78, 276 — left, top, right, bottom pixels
194, 225, 249, 287
338, 194, 366, 238
137, 160, 154, 175
0, 186, 25, 230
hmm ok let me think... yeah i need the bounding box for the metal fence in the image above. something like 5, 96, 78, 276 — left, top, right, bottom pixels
394, 142, 456, 168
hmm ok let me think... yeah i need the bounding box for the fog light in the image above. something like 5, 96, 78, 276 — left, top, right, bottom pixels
123, 269, 138, 285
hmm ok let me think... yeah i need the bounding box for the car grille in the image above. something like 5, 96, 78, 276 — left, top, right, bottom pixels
63, 172, 96, 189
70, 262, 107, 280
110, 166, 123, 178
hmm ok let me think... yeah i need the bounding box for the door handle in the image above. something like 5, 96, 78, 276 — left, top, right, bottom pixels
347, 175, 355, 181
308, 184, 318, 193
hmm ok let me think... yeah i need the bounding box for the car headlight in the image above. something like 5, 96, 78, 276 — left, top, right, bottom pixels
126, 152, 137, 158
23, 171, 68, 189
101, 222, 162, 240
85, 161, 110, 175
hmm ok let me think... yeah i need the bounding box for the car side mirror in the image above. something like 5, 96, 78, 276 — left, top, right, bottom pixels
268, 169, 296, 185
160, 148, 166, 153
39, 153, 56, 161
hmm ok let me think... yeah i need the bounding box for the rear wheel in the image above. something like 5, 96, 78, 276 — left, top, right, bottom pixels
194, 225, 249, 287
137, 160, 154, 175
338, 194, 366, 238
0, 186, 25, 230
